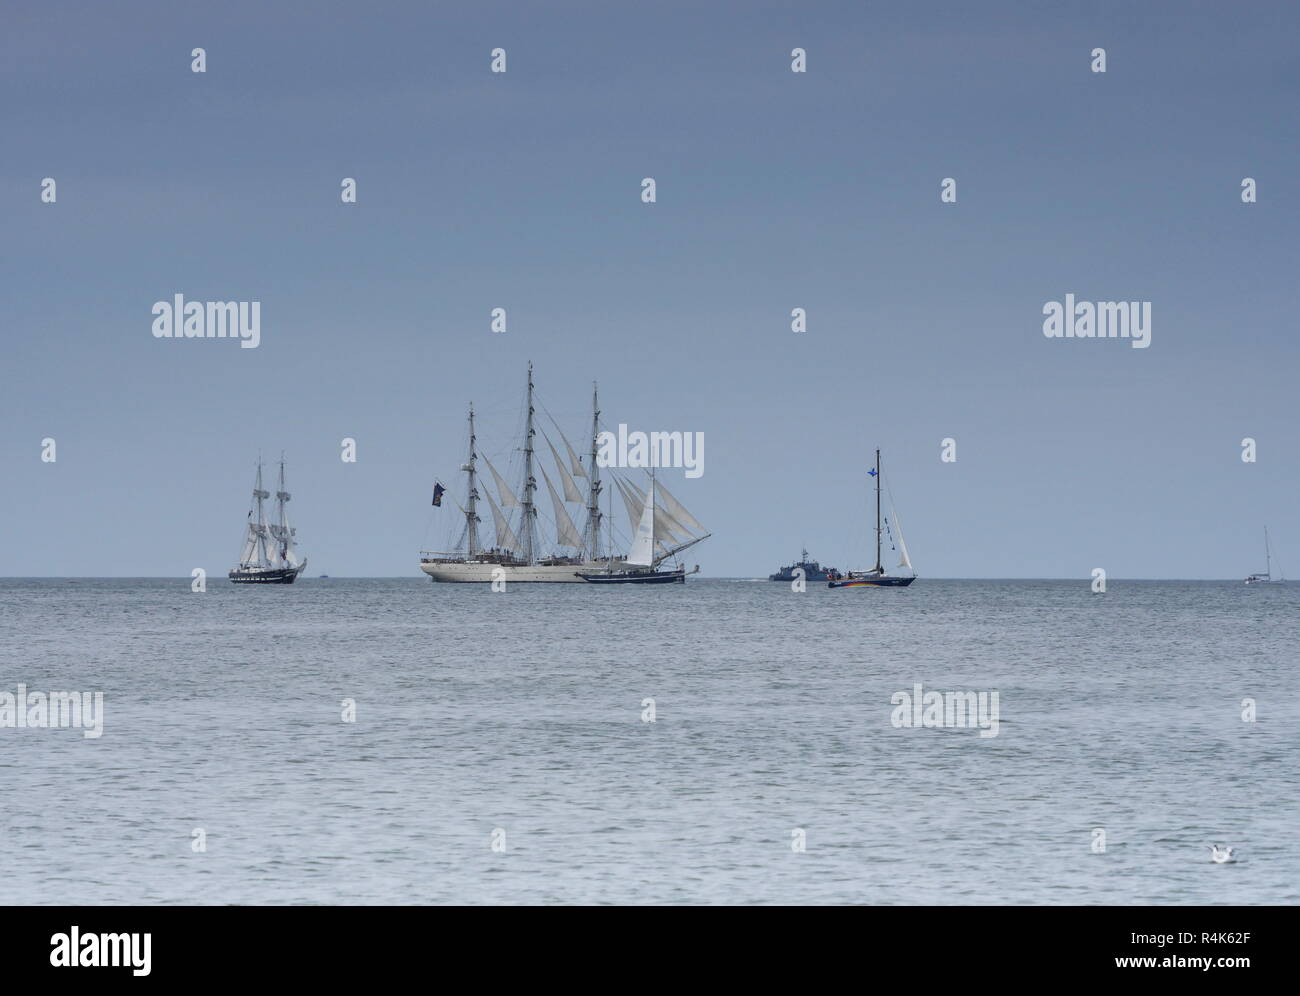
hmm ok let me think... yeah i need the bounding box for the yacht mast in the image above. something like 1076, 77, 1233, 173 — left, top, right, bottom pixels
521, 362, 538, 564
465, 404, 481, 556
873, 448, 883, 574
585, 381, 603, 561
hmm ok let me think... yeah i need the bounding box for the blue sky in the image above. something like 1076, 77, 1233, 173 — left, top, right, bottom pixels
3, 0, 1297, 577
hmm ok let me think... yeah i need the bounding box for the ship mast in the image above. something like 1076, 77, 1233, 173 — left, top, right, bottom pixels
520, 362, 538, 564
585, 381, 603, 561
873, 448, 883, 575
465, 404, 481, 556
275, 454, 290, 565
254, 459, 269, 567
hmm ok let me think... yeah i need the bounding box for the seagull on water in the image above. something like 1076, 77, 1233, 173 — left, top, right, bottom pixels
1209, 844, 1234, 863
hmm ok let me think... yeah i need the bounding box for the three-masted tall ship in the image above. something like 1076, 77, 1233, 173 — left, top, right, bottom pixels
419, 364, 709, 583
827, 448, 917, 589
229, 457, 307, 584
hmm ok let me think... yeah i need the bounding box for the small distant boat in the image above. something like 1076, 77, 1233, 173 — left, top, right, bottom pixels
1245, 526, 1284, 584
229, 456, 306, 584
827, 449, 917, 589
768, 548, 837, 582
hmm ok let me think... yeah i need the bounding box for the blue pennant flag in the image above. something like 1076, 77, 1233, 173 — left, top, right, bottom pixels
432, 482, 446, 507
868, 468, 878, 477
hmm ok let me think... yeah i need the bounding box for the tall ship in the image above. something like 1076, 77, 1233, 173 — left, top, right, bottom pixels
827, 449, 917, 589
1245, 526, 1285, 584
768, 548, 837, 582
419, 364, 709, 583
229, 457, 306, 584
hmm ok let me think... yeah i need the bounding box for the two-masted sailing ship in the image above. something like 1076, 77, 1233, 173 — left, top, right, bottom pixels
229, 457, 307, 584
827, 449, 917, 589
578, 469, 701, 583
419, 364, 709, 583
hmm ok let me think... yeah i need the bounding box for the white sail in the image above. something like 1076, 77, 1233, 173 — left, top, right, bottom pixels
612, 475, 643, 533
611, 475, 675, 542
483, 489, 520, 552
540, 465, 585, 550
627, 476, 657, 567
253, 524, 271, 567
239, 522, 258, 566
270, 523, 300, 568
543, 435, 584, 502
613, 473, 696, 546
629, 473, 705, 543
653, 478, 706, 534
624, 476, 692, 543
482, 455, 521, 508
652, 498, 689, 545
550, 420, 588, 480
266, 525, 285, 567
890, 502, 913, 571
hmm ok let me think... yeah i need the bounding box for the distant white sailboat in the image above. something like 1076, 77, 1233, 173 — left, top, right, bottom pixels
1244, 526, 1284, 584
827, 449, 917, 589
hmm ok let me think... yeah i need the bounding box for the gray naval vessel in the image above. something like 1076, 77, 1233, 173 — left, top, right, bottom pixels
768, 549, 836, 582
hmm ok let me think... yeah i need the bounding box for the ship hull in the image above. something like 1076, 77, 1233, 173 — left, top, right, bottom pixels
229, 565, 304, 584
770, 570, 833, 582
420, 560, 602, 583
828, 575, 916, 589
578, 569, 686, 584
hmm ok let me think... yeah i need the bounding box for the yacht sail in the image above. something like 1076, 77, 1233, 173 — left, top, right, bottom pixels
627, 474, 657, 567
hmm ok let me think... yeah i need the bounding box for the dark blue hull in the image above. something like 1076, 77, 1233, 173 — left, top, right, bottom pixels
578, 569, 686, 584
827, 575, 916, 588
229, 566, 302, 584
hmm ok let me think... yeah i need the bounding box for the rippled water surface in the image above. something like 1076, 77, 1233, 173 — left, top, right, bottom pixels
0, 577, 1295, 905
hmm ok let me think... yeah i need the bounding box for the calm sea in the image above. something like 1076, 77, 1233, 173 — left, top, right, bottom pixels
0, 577, 1294, 905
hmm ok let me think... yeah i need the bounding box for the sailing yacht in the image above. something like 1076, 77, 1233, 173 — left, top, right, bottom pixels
827, 449, 917, 589
1245, 526, 1285, 584
229, 457, 306, 584
418, 364, 709, 583
578, 470, 703, 583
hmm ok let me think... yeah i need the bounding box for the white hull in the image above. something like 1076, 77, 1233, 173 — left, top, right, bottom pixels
420, 560, 607, 583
